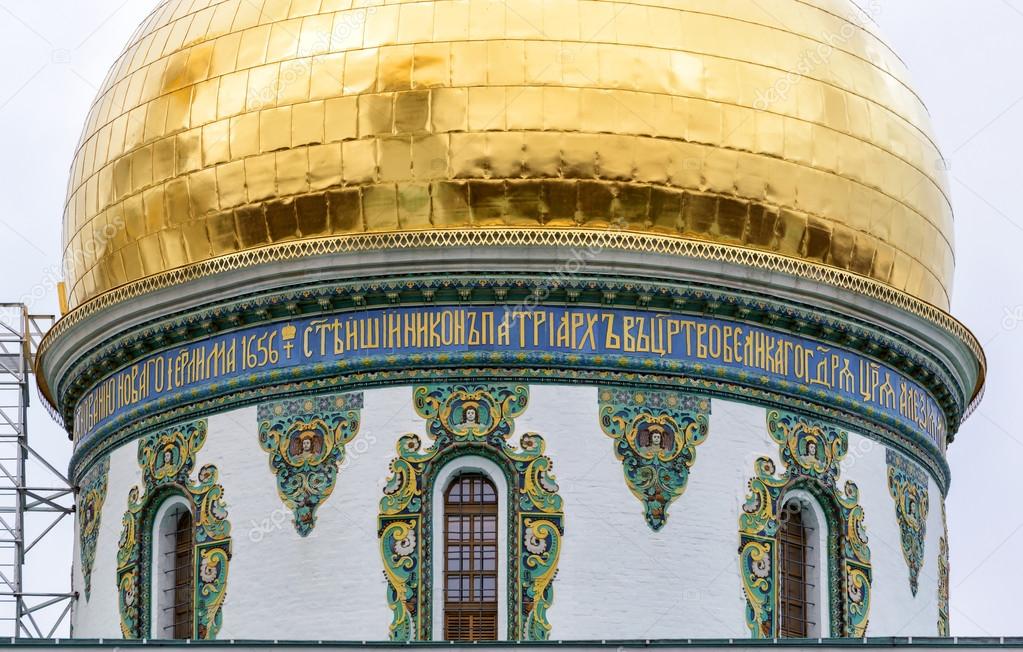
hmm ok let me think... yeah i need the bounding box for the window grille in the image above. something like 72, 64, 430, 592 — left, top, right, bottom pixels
158, 505, 194, 639
443, 474, 498, 641
778, 501, 817, 638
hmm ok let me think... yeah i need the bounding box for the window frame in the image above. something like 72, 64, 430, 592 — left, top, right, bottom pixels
430, 456, 509, 641
777, 489, 832, 638
442, 474, 499, 640
149, 494, 195, 640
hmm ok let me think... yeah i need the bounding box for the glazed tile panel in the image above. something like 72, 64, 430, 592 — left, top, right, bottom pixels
379, 384, 563, 641
257, 392, 363, 535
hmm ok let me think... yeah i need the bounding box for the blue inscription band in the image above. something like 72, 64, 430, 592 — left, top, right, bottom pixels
72, 306, 945, 448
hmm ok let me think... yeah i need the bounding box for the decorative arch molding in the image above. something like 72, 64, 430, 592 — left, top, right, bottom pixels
739, 410, 872, 639
597, 388, 710, 530
886, 448, 930, 596
78, 454, 109, 601
116, 420, 231, 640
257, 392, 363, 536
378, 384, 564, 642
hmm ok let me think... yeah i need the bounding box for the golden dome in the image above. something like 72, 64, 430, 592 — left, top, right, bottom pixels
62, 0, 954, 311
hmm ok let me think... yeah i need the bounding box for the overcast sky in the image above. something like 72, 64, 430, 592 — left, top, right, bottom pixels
0, 0, 1019, 638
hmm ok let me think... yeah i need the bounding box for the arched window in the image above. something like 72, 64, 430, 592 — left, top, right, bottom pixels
154, 499, 194, 639
778, 496, 825, 638
443, 474, 498, 641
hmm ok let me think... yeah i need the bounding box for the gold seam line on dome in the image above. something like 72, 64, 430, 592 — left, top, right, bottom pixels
58, 97, 949, 264
63, 16, 945, 220
63, 55, 941, 213
66, 24, 944, 179
66, 3, 939, 170
608, 2, 937, 125
34, 228, 985, 411
79, 27, 924, 154
57, 0, 959, 314
103, 0, 927, 128
59, 89, 955, 269
789, 1, 914, 85
60, 199, 952, 313
791, 0, 889, 49
59, 129, 955, 309
58, 95, 954, 242
61, 80, 954, 279
63, 34, 945, 171
61, 64, 953, 241
107, 2, 904, 96
59, 182, 949, 313
63, 45, 953, 224
60, 169, 954, 310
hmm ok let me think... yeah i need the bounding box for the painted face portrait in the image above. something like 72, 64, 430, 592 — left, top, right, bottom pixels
289, 429, 324, 461
637, 423, 672, 455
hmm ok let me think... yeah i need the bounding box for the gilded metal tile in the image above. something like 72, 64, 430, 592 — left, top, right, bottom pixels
61, 0, 956, 314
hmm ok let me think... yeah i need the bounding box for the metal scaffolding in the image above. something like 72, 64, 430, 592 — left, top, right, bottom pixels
0, 304, 72, 638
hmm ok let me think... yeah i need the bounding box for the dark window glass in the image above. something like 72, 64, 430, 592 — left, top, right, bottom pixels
778, 501, 817, 638
159, 506, 194, 639
444, 474, 498, 641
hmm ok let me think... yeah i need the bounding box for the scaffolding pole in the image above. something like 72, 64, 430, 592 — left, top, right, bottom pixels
0, 304, 71, 638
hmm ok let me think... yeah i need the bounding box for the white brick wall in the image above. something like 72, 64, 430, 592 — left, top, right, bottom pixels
71, 385, 944, 639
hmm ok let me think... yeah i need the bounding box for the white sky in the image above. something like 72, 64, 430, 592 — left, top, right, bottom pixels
0, 0, 1019, 638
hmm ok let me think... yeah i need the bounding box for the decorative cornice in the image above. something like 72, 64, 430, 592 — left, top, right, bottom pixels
36, 229, 985, 413
44, 274, 968, 445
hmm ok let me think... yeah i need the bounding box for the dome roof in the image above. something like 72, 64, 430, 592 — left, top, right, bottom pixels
61, 0, 954, 311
